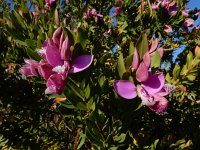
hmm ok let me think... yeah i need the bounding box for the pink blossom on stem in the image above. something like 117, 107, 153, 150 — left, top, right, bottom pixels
113, 7, 121, 16
45, 0, 56, 8
152, 2, 161, 10
181, 8, 191, 17
183, 18, 194, 27
168, 2, 178, 16
164, 25, 173, 33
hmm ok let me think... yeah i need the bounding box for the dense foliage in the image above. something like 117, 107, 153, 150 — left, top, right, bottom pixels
0, 0, 200, 149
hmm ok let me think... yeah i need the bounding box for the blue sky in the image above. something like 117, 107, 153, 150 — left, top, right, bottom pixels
172, 0, 200, 62
187, 0, 200, 25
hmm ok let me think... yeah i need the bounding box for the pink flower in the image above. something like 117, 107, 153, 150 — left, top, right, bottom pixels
183, 18, 194, 27
168, 2, 178, 16
113, 48, 174, 113
20, 27, 93, 94
152, 2, 161, 10
113, 7, 121, 16
45, 0, 56, 8
164, 24, 173, 33
113, 73, 174, 113
181, 8, 191, 17
20, 59, 40, 76
161, 0, 170, 8
5, 63, 15, 72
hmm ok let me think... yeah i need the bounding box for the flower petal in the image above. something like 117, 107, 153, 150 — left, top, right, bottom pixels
150, 39, 158, 53
168, 2, 178, 16
60, 37, 71, 61
69, 55, 93, 73
20, 59, 39, 76
46, 39, 63, 67
136, 62, 149, 82
164, 25, 172, 33
132, 48, 140, 70
143, 52, 151, 68
20, 66, 37, 76
183, 18, 194, 27
52, 27, 62, 48
142, 73, 165, 95
157, 84, 176, 96
137, 85, 155, 106
113, 80, 137, 99
45, 73, 65, 94
38, 62, 53, 80
148, 96, 168, 113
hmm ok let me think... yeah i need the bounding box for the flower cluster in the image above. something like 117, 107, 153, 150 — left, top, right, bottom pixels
83, 7, 103, 23
20, 27, 93, 94
113, 40, 175, 113
152, 0, 178, 16
45, 0, 56, 8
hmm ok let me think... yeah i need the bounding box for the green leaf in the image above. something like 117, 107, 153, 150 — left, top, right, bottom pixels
13, 10, 26, 30
73, 43, 84, 57
25, 39, 36, 49
67, 77, 85, 100
186, 51, 193, 68
63, 27, 75, 45
118, 21, 128, 34
86, 119, 104, 144
60, 100, 75, 109
99, 52, 112, 64
77, 132, 86, 149
26, 48, 41, 61
54, 8, 60, 26
180, 65, 187, 76
113, 133, 126, 143
64, 77, 87, 110
85, 84, 90, 99
125, 54, 133, 71
151, 50, 161, 68
15, 39, 27, 46
136, 32, 149, 59
118, 51, 126, 78
98, 75, 106, 88
77, 102, 87, 111
187, 74, 196, 81
165, 73, 171, 83
87, 97, 95, 110
172, 64, 181, 80
78, 28, 88, 50
129, 41, 134, 55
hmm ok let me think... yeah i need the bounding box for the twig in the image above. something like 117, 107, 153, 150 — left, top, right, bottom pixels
73, 128, 81, 150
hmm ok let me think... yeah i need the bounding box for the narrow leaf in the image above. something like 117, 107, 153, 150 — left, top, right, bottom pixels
136, 32, 149, 59
118, 51, 126, 78
151, 50, 161, 68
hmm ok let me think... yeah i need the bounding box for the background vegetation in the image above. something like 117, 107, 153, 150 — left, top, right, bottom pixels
0, 0, 200, 149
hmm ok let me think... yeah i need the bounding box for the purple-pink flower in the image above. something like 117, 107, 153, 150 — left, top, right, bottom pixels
46, 0, 56, 8
152, 2, 161, 10
164, 24, 173, 33
83, 7, 103, 23
20, 27, 93, 94
183, 18, 194, 27
181, 8, 191, 17
167, 2, 178, 16
113, 47, 174, 113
